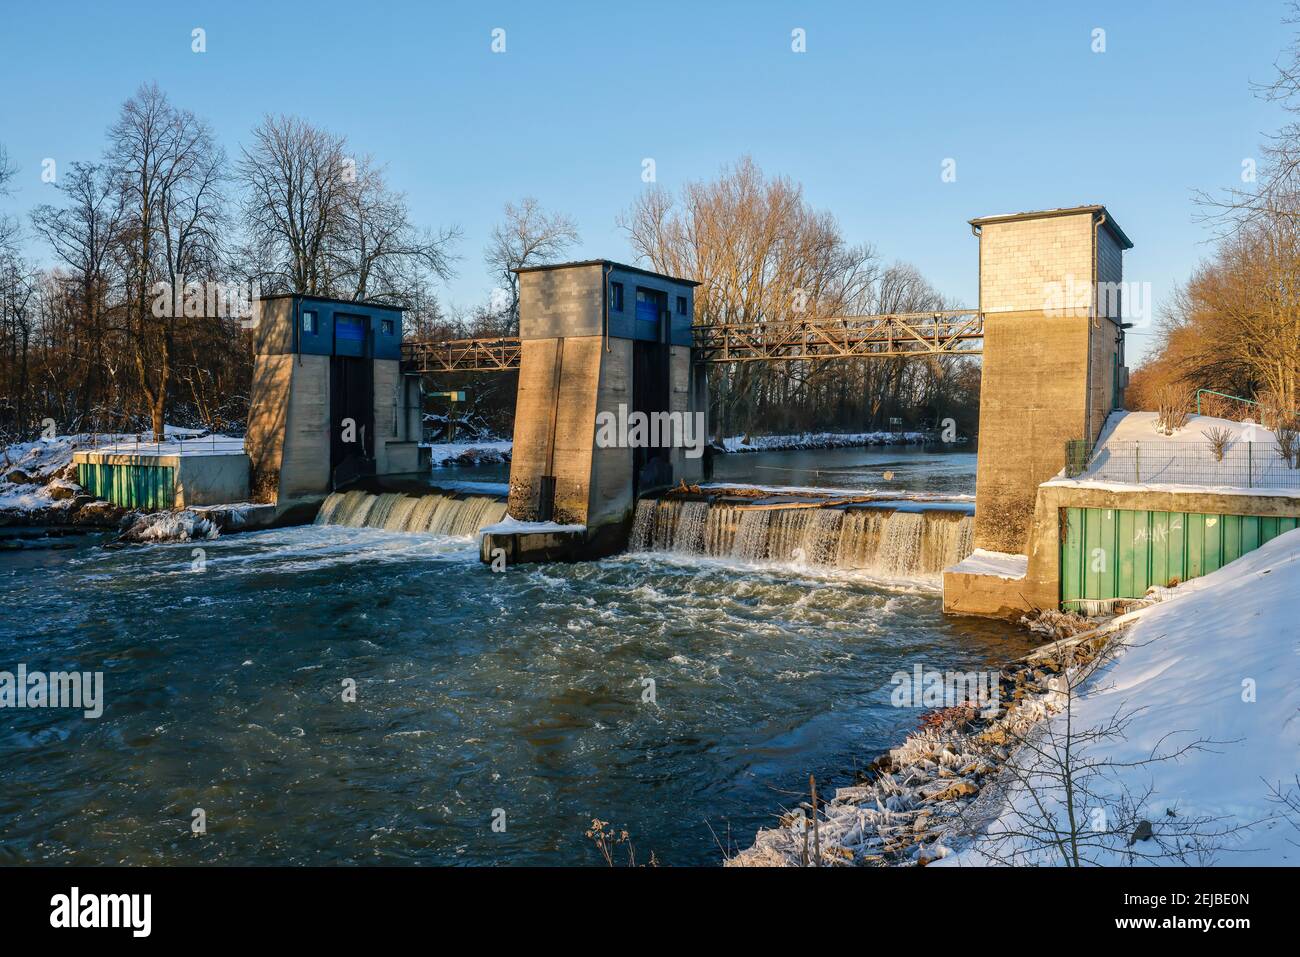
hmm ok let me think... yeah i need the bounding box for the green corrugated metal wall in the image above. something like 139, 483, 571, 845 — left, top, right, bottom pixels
1061, 507, 1298, 605
78, 463, 175, 510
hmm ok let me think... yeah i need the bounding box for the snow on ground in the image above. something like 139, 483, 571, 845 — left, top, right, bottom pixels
423, 440, 512, 468
947, 549, 1028, 580
721, 430, 927, 453
945, 528, 1300, 866
424, 481, 509, 498
1, 434, 89, 512
0, 482, 64, 511
1048, 410, 1299, 494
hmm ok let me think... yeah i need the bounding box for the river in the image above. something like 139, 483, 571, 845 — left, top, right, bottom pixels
0, 443, 1036, 866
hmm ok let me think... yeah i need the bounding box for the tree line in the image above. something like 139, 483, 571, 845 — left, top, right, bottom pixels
0, 83, 461, 441
1129, 6, 1300, 429
621, 156, 980, 440
0, 84, 975, 445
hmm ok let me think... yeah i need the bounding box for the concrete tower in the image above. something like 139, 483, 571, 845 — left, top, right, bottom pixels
504, 261, 707, 557
968, 206, 1132, 556
244, 294, 424, 511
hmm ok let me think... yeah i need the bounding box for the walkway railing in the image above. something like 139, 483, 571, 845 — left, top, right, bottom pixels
401, 310, 984, 372
691, 310, 984, 363
87, 433, 246, 456
403, 337, 522, 373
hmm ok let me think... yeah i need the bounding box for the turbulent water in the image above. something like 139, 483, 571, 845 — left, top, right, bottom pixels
315, 489, 507, 535
630, 498, 973, 578
0, 445, 1034, 866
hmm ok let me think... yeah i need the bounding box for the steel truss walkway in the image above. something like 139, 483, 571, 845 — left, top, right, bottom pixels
401, 310, 983, 372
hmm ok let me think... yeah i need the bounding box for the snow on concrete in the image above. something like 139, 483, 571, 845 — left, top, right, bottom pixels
479, 517, 585, 536
947, 549, 1028, 580
702, 482, 975, 501
946, 528, 1300, 866
721, 430, 927, 453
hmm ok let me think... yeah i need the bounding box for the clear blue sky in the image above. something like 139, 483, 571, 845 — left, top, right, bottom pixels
0, 0, 1289, 362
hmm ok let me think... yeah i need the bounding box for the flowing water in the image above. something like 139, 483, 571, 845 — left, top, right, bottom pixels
630, 499, 974, 578
0, 444, 1034, 866
315, 489, 507, 535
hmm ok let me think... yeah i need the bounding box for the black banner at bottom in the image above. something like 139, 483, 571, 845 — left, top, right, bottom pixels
0, 865, 1275, 943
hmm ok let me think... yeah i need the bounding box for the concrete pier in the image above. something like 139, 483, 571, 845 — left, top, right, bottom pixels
944, 206, 1132, 617
245, 295, 425, 510
500, 261, 706, 561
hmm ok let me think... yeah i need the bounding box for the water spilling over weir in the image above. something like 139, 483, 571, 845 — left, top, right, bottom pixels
630, 497, 973, 577
315, 488, 507, 535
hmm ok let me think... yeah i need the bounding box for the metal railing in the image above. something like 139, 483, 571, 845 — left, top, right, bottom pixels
402, 337, 522, 373
400, 310, 985, 372
1068, 439, 1300, 489
86, 433, 246, 456
1195, 389, 1260, 417
691, 310, 984, 363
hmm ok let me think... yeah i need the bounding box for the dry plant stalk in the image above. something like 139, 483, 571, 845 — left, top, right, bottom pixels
1276, 418, 1300, 467
1202, 425, 1233, 462
1155, 386, 1190, 435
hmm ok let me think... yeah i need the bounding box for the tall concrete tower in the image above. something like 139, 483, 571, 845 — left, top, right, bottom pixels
244, 294, 424, 510
505, 261, 706, 556
968, 206, 1132, 556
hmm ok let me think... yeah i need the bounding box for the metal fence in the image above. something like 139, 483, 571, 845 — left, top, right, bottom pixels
88, 433, 246, 456
1071, 439, 1300, 489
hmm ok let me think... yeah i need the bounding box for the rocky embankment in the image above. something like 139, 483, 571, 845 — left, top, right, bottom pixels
729, 614, 1120, 867
0, 437, 125, 529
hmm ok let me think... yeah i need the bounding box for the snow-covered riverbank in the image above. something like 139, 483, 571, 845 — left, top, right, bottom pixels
419, 429, 939, 468
1, 428, 220, 529
424, 440, 513, 468
732, 528, 1300, 866
1, 434, 120, 526
720, 431, 929, 453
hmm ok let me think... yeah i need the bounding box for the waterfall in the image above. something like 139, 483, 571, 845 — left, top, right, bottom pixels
315, 489, 508, 535
630, 498, 973, 577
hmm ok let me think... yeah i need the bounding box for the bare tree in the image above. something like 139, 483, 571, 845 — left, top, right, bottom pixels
620, 156, 881, 437
30, 162, 126, 423
107, 82, 227, 439
1196, 3, 1300, 234
484, 197, 579, 332
239, 116, 458, 304
238, 115, 350, 296
1152, 221, 1300, 415
0, 144, 19, 258
329, 155, 458, 303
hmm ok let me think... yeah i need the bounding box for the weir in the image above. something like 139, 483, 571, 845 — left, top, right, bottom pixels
315, 488, 507, 535
630, 497, 973, 578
